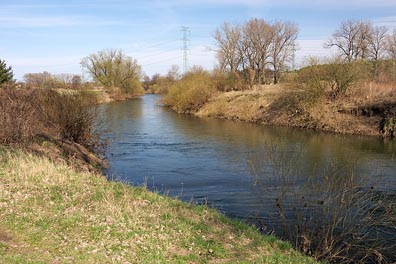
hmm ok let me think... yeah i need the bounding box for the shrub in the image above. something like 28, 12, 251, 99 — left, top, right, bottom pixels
213, 70, 246, 92
148, 76, 174, 94
163, 69, 216, 113
268, 79, 325, 117
0, 88, 100, 150
0, 88, 41, 144
33, 90, 100, 149
297, 58, 368, 100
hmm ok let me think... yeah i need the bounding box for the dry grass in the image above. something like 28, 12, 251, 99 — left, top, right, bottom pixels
196, 87, 282, 122
195, 81, 396, 137
347, 81, 396, 106
0, 150, 316, 263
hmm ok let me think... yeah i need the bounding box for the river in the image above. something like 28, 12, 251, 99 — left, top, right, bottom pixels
101, 93, 395, 216
101, 95, 396, 263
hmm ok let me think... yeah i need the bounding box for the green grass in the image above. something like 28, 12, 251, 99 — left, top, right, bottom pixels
0, 150, 317, 263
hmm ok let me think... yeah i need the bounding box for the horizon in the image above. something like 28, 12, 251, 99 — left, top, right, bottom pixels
2, 0, 396, 81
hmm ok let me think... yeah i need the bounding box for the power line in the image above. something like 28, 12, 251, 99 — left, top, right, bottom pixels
124, 40, 179, 55
140, 55, 183, 67
135, 49, 178, 61
181, 26, 190, 73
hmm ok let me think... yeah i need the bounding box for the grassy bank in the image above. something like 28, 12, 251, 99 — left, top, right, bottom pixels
0, 150, 316, 263
196, 83, 390, 137
161, 63, 396, 138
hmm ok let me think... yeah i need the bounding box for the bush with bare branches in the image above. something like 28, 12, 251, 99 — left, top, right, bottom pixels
0, 88, 100, 151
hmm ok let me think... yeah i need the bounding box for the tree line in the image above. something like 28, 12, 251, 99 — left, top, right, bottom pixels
2, 18, 396, 91
23, 72, 82, 89
213, 18, 298, 85
327, 20, 396, 63
0, 49, 143, 97
213, 18, 396, 86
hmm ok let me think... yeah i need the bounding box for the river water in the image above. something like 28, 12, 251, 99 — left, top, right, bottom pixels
100, 95, 396, 226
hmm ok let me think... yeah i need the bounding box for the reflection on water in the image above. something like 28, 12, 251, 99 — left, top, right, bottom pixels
100, 95, 396, 223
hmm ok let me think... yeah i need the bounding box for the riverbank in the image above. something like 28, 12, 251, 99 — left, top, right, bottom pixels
0, 150, 316, 263
194, 83, 395, 137
86, 88, 144, 104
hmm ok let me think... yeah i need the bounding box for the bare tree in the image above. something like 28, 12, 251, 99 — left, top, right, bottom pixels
24, 71, 52, 88
326, 20, 372, 62
242, 18, 273, 84
386, 30, 396, 61
386, 30, 396, 82
167, 64, 181, 81
270, 21, 298, 84
213, 23, 242, 73
366, 25, 388, 76
367, 25, 388, 61
355, 21, 372, 60
213, 19, 298, 85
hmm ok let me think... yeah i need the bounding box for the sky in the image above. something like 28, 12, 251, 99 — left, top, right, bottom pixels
1, 0, 396, 81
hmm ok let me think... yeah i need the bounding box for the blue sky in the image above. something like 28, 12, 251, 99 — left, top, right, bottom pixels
2, 0, 396, 80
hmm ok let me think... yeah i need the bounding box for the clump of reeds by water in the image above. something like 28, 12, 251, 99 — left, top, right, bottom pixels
248, 143, 396, 263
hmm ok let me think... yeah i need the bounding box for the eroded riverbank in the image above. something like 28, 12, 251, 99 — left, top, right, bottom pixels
194, 85, 393, 138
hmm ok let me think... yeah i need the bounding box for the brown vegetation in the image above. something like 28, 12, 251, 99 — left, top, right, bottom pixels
162, 67, 217, 114
23, 71, 82, 89
161, 59, 395, 138
157, 18, 394, 138
0, 87, 104, 171
197, 67, 395, 137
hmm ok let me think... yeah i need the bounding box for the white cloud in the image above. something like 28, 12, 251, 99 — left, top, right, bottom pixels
0, 13, 124, 28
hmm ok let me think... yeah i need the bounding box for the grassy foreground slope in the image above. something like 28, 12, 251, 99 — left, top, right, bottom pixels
0, 151, 316, 264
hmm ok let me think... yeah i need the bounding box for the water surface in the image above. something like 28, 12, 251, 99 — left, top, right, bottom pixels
101, 94, 396, 225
